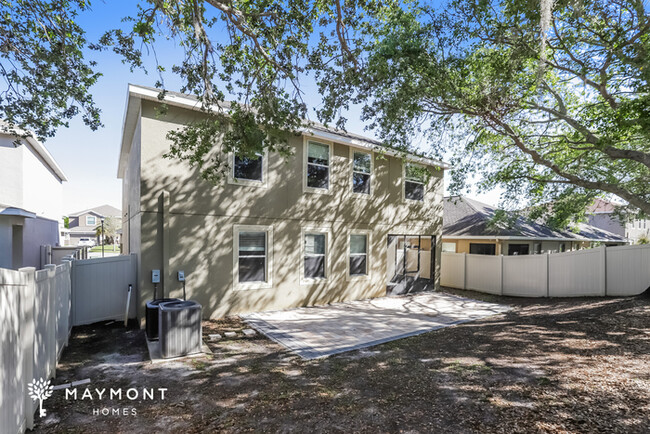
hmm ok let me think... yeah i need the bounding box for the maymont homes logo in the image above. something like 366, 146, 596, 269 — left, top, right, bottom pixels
29, 377, 167, 418
27, 378, 54, 418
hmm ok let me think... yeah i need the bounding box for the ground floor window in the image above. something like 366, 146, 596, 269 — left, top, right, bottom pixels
470, 243, 496, 255
508, 244, 529, 256
303, 232, 327, 280
442, 242, 456, 253
233, 225, 273, 289
349, 232, 370, 277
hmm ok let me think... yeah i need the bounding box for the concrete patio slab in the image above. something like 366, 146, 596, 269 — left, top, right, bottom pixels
241, 292, 510, 359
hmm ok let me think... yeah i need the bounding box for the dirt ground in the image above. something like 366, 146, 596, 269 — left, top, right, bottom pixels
35, 288, 650, 433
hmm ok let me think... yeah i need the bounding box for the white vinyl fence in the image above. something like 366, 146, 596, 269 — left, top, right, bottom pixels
1, 253, 138, 433
441, 244, 650, 297
71, 254, 137, 326
0, 261, 72, 433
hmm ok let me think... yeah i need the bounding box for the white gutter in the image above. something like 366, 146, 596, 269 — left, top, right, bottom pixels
121, 84, 451, 171
441, 235, 624, 243
301, 127, 450, 169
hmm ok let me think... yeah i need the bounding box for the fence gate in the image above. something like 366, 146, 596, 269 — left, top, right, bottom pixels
70, 254, 137, 326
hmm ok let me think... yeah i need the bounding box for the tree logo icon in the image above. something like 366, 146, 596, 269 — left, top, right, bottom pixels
27, 378, 54, 418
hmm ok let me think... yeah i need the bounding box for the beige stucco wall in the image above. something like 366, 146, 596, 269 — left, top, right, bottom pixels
124, 101, 444, 322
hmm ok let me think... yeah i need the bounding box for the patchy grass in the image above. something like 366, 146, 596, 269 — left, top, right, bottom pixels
35, 289, 650, 433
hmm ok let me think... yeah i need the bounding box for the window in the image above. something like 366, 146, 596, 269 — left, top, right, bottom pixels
508, 244, 530, 255
442, 242, 457, 253
534, 243, 542, 254
404, 163, 427, 202
351, 150, 372, 195
228, 151, 267, 187
304, 232, 327, 280
86, 215, 96, 226
233, 225, 273, 289
305, 141, 331, 191
234, 154, 263, 181
349, 233, 368, 277
470, 243, 496, 255
559, 243, 566, 253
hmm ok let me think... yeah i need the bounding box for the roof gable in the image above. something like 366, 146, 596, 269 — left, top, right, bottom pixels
69, 204, 121, 218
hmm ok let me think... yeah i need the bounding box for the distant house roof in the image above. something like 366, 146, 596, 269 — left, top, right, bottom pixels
587, 198, 618, 214
69, 204, 121, 218
443, 196, 625, 243
117, 84, 450, 178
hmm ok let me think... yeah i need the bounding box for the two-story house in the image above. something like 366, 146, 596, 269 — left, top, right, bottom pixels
587, 198, 649, 244
117, 85, 448, 323
0, 125, 67, 269
67, 204, 122, 246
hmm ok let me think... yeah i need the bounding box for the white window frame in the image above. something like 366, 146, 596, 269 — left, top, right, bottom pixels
402, 162, 427, 203
227, 150, 268, 188
303, 138, 333, 195
233, 224, 273, 290
346, 229, 371, 281
86, 215, 97, 226
349, 148, 373, 198
300, 226, 332, 284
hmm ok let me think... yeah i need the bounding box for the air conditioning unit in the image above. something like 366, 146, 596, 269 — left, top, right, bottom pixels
158, 300, 202, 358
145, 298, 181, 340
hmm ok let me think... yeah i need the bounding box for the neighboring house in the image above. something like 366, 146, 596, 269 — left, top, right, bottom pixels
442, 196, 625, 256
0, 126, 67, 269
66, 204, 122, 246
118, 84, 448, 322
587, 198, 649, 244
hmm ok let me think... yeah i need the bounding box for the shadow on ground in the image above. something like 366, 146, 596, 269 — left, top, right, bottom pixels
35, 289, 650, 433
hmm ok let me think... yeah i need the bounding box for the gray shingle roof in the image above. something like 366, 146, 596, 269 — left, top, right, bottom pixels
69, 204, 121, 218
443, 196, 625, 242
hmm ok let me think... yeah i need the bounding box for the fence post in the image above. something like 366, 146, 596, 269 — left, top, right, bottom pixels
601, 245, 607, 296
499, 255, 504, 295
18, 267, 36, 430
44, 264, 57, 378
462, 252, 467, 290
62, 259, 72, 348
546, 252, 550, 298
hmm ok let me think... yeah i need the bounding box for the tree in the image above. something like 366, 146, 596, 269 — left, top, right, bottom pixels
95, 216, 117, 244
338, 0, 649, 226
96, 0, 380, 182
1, 0, 378, 178
0, 0, 102, 139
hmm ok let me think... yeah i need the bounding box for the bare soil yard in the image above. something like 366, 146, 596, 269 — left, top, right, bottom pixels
35, 289, 650, 433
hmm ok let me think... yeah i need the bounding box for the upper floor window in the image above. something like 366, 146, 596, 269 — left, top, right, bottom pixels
234, 154, 263, 182
404, 163, 427, 202
86, 215, 96, 226
229, 151, 267, 187
351, 150, 372, 195
305, 141, 331, 191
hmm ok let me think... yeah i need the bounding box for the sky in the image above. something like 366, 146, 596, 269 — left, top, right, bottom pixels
43, 0, 502, 215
